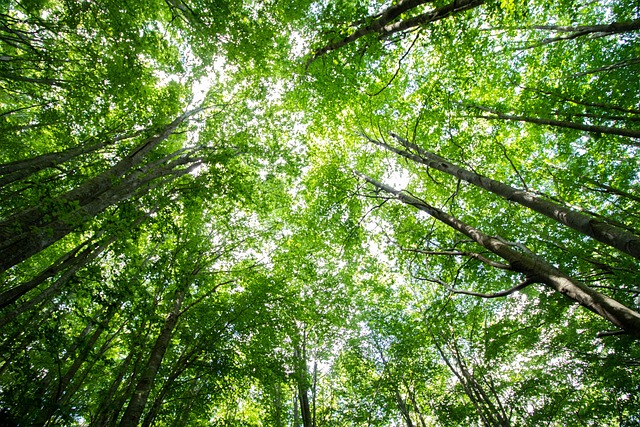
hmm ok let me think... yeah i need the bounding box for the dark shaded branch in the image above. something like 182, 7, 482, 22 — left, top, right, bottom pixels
307, 0, 483, 66
400, 247, 513, 269
517, 19, 640, 50
571, 57, 640, 78
469, 104, 640, 144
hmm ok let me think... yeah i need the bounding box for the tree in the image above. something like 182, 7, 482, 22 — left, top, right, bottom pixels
1, 0, 640, 425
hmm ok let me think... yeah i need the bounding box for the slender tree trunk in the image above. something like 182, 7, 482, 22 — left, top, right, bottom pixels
90, 350, 135, 427
294, 344, 313, 427
358, 172, 640, 337
118, 286, 186, 427
471, 105, 640, 143
0, 234, 117, 329
170, 380, 202, 427
370, 134, 640, 260
0, 130, 141, 188
308, 0, 484, 64
0, 239, 91, 309
0, 106, 204, 272
0, 151, 200, 273
432, 332, 509, 427
37, 307, 115, 426
140, 347, 198, 427
374, 342, 414, 427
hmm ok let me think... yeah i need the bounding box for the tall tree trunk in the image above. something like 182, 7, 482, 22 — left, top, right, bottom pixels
0, 233, 117, 329
37, 306, 115, 426
0, 106, 204, 272
294, 344, 313, 427
0, 151, 200, 273
357, 172, 640, 337
369, 133, 640, 260
374, 342, 414, 427
90, 348, 135, 427
0, 238, 93, 309
91, 321, 154, 427
471, 105, 640, 144
308, 0, 484, 64
140, 346, 198, 427
0, 130, 141, 188
118, 286, 186, 427
431, 332, 509, 427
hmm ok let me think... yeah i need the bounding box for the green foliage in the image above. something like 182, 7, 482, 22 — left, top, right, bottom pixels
1, 0, 639, 426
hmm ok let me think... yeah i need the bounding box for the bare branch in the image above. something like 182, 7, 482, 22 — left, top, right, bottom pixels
421, 275, 539, 298
400, 246, 513, 269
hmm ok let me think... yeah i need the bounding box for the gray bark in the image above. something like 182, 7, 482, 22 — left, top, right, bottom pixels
0, 107, 204, 272
0, 130, 141, 188
370, 134, 640, 260
0, 146, 201, 273
358, 172, 640, 338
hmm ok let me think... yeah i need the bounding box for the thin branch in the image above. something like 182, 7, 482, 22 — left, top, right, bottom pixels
494, 138, 528, 190
420, 275, 538, 298
596, 329, 627, 338
368, 31, 421, 97
400, 247, 513, 269
571, 57, 640, 78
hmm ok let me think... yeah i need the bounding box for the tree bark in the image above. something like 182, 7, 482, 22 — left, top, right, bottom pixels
118, 286, 186, 427
0, 130, 142, 188
0, 106, 204, 272
308, 0, 483, 64
0, 147, 201, 273
357, 172, 640, 338
369, 133, 640, 260
0, 234, 116, 329
294, 344, 313, 427
37, 306, 115, 426
471, 104, 640, 144
518, 19, 640, 50
140, 346, 199, 427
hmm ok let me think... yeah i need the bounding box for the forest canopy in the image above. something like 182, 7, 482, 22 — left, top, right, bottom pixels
1, 0, 639, 425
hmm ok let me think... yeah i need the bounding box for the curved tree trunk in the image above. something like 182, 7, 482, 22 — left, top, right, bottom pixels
369, 134, 640, 260
0, 106, 204, 272
118, 287, 186, 427
358, 172, 640, 338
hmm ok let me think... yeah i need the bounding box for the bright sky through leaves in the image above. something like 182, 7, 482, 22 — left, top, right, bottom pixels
0, 0, 639, 425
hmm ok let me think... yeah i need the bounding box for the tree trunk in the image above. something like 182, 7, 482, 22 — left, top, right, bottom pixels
294, 344, 313, 427
370, 133, 640, 260
118, 287, 186, 427
0, 238, 93, 309
471, 104, 640, 144
0, 130, 141, 188
358, 172, 640, 338
90, 349, 135, 427
0, 151, 200, 273
140, 347, 198, 427
37, 306, 115, 426
309, 0, 484, 64
432, 333, 509, 427
0, 234, 117, 329
0, 107, 203, 272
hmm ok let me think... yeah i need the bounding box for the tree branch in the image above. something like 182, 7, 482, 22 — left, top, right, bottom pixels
421, 275, 539, 298
400, 247, 513, 270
